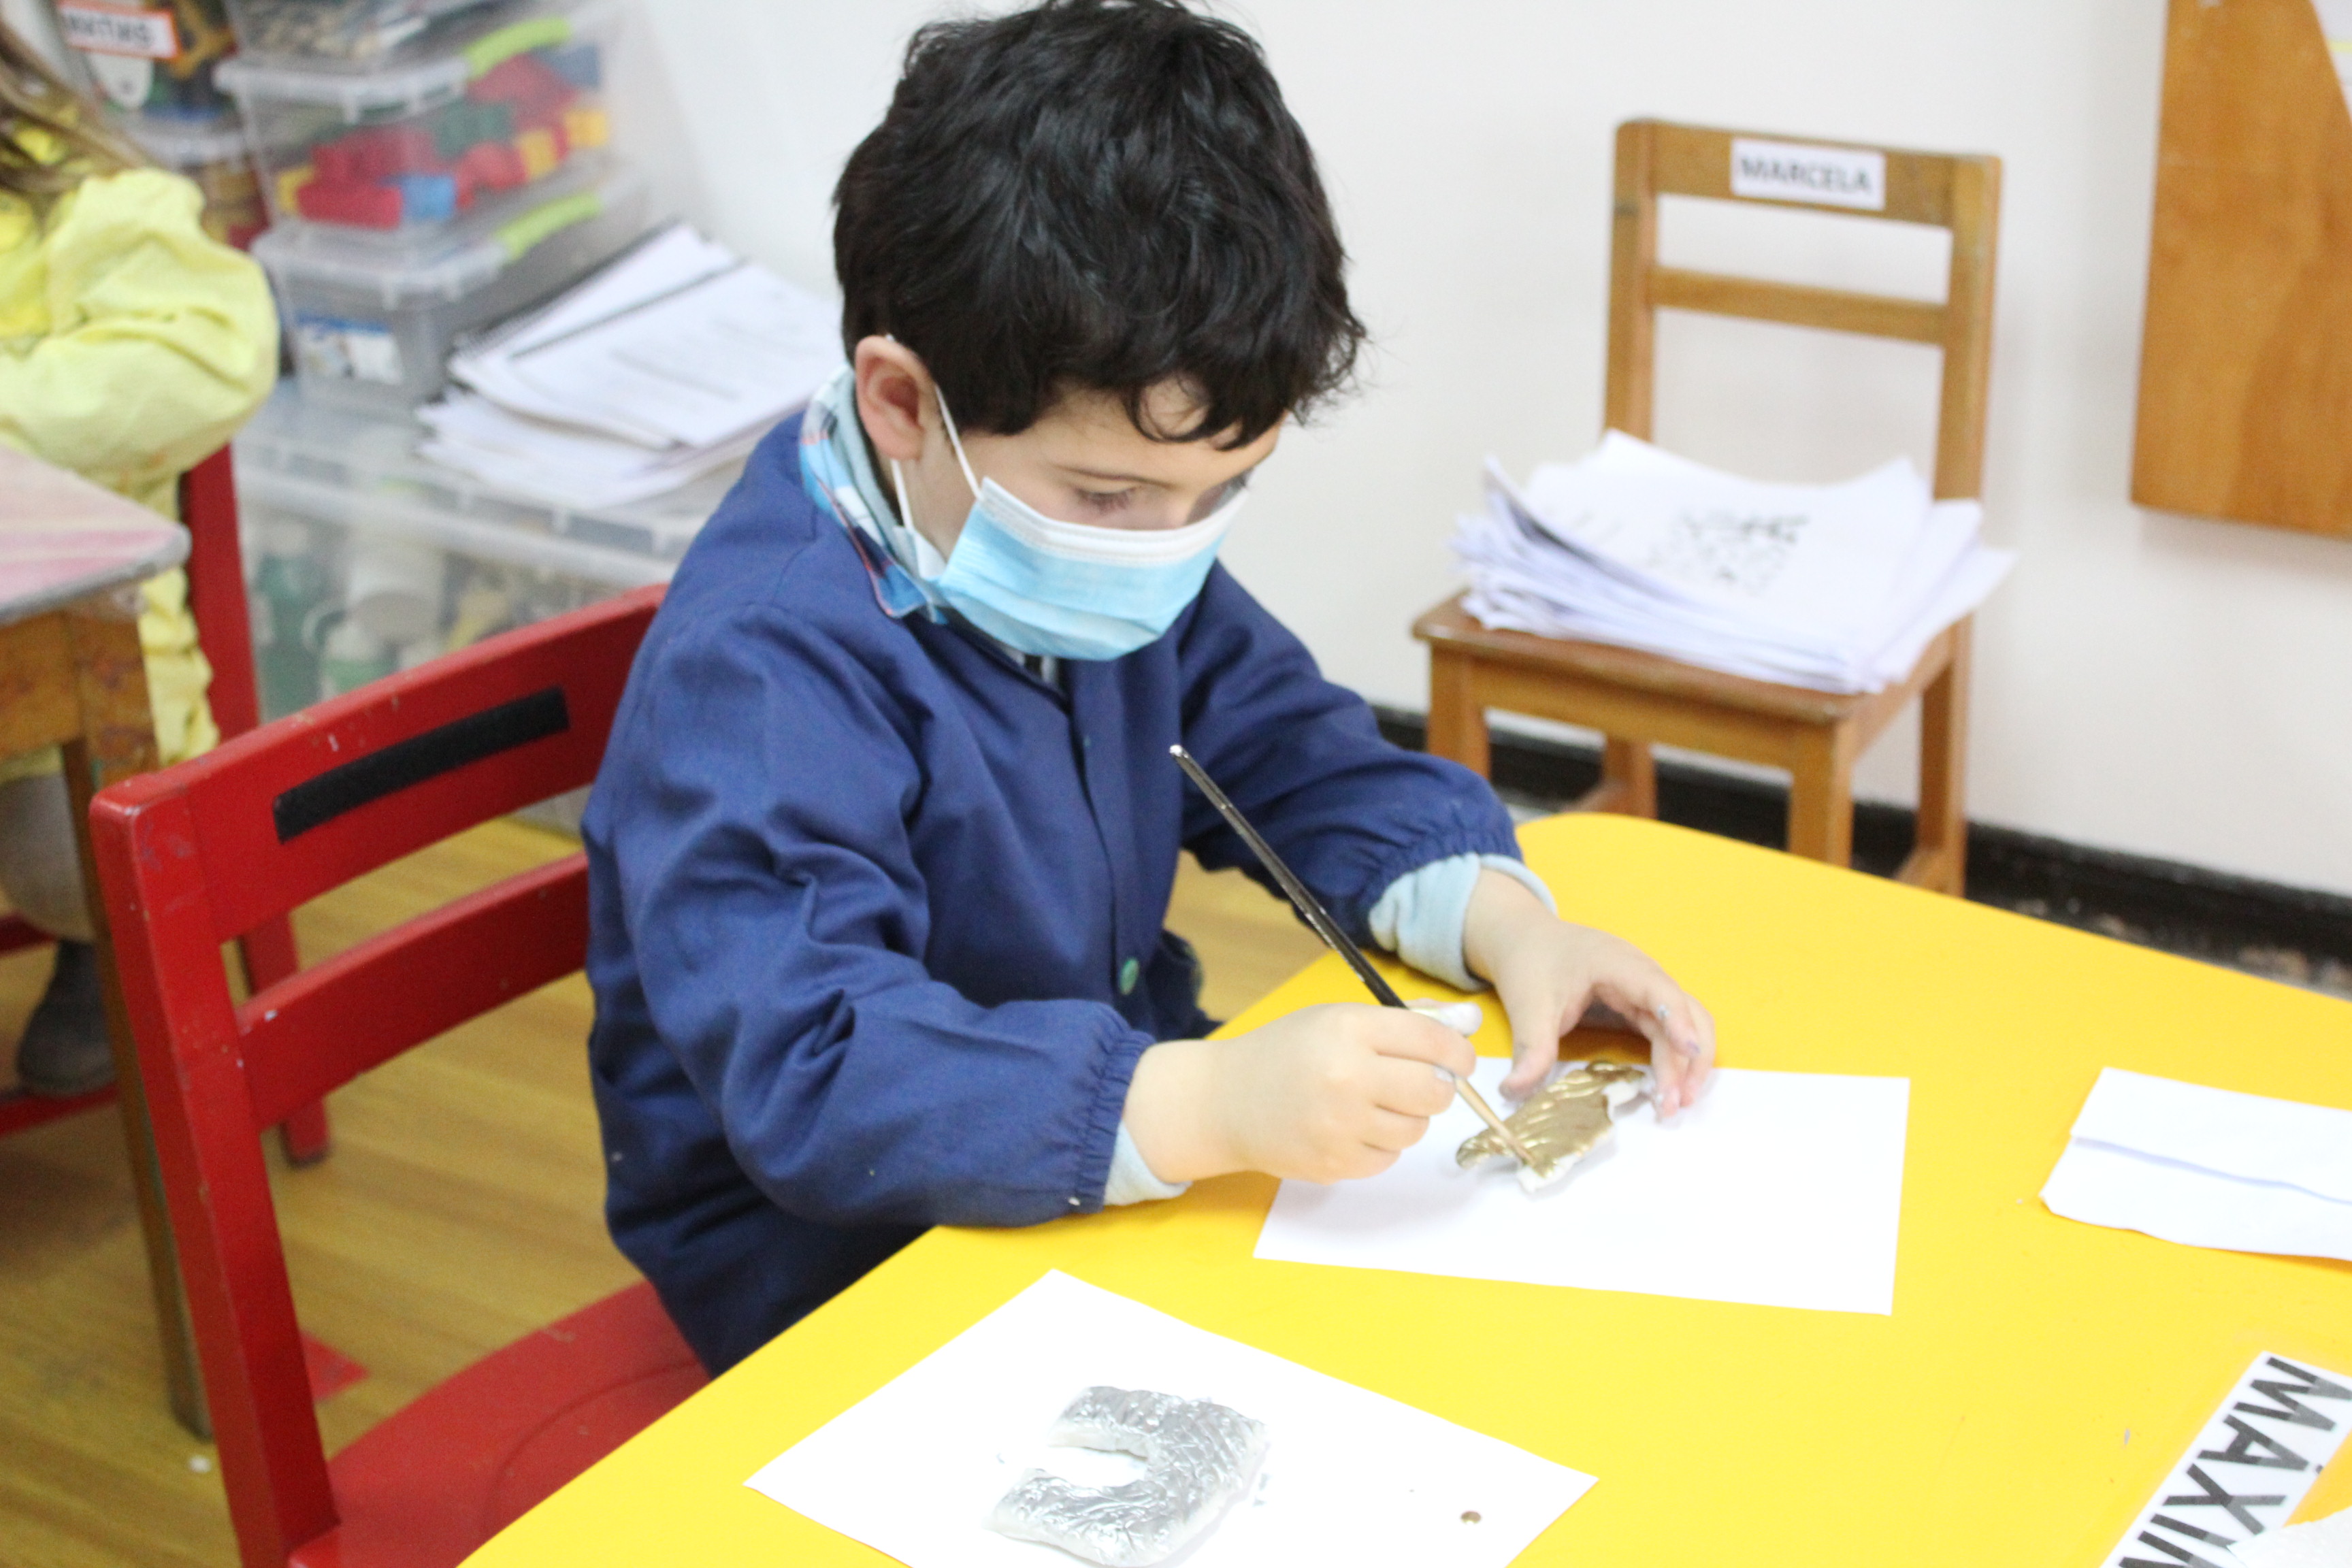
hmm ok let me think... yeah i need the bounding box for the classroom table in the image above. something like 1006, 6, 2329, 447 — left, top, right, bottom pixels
0, 445, 206, 1433
463, 813, 2352, 1566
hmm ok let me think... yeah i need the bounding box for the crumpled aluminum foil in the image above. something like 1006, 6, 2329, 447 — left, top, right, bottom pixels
985, 1386, 1269, 1566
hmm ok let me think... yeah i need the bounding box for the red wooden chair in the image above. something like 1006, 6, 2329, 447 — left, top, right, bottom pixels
1, 448, 327, 1163
88, 583, 706, 1568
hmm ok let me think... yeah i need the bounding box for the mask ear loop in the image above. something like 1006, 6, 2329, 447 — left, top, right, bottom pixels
880, 331, 984, 503
887, 457, 923, 543
930, 384, 985, 501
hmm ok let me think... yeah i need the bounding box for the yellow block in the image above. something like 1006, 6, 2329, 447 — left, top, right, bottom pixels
463, 815, 2352, 1567
513, 129, 561, 182
561, 105, 608, 151
274, 164, 314, 215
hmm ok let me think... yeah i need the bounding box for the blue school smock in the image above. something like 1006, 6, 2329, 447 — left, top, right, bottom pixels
583, 414, 1524, 1372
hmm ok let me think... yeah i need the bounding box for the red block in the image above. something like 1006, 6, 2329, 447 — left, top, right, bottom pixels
361, 123, 444, 179
468, 53, 576, 121
310, 138, 364, 184
296, 179, 404, 228
455, 139, 528, 193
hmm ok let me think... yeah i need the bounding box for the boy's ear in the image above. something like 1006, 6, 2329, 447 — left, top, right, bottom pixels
853, 336, 932, 463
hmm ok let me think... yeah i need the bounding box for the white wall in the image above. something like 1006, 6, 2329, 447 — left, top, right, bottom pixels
612, 0, 2352, 897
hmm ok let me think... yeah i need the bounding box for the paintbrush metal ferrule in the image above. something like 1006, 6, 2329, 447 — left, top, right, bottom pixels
1169, 745, 1541, 1170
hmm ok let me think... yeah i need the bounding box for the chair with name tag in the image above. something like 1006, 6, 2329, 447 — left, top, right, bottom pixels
1413, 119, 2000, 892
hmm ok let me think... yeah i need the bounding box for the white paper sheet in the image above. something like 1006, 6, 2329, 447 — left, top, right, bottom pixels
1456, 435, 2014, 694
426, 222, 845, 509
1254, 1064, 1910, 1316
2041, 1068, 2352, 1263
747, 1270, 1594, 1568
2227, 1505, 2352, 1567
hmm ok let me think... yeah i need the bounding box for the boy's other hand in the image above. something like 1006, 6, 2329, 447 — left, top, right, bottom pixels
1462, 869, 1716, 1117
1124, 1003, 1476, 1185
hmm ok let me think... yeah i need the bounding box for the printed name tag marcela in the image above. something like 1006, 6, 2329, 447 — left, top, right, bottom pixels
2100, 1352, 2352, 1568
1728, 137, 1886, 212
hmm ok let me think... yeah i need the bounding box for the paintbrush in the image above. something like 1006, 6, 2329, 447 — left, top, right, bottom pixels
1169, 745, 1542, 1171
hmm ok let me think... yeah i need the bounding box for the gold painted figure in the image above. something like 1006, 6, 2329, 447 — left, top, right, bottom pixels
1458, 1061, 1654, 1192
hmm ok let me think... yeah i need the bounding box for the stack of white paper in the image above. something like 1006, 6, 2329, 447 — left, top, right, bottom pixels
1452, 432, 2015, 692
2040, 1068, 2352, 1262
419, 223, 846, 510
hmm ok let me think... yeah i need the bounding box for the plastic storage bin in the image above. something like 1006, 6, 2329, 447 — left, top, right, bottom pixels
252, 163, 647, 413
221, 0, 506, 64
119, 112, 269, 248
46, 0, 239, 118
217, 0, 615, 238
233, 385, 737, 824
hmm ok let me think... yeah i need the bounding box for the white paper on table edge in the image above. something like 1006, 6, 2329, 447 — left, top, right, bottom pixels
742, 1269, 1598, 1568
2070, 1067, 2352, 1205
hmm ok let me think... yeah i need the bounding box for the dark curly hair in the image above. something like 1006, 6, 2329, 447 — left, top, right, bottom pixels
833, 0, 1365, 446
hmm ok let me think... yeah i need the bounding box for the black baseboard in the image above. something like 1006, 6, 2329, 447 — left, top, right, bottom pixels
1373, 706, 2352, 985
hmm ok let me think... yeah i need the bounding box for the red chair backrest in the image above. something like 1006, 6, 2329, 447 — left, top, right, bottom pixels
181, 447, 265, 742
88, 585, 664, 1568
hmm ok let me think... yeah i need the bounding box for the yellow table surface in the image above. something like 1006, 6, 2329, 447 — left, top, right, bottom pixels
466, 815, 2352, 1567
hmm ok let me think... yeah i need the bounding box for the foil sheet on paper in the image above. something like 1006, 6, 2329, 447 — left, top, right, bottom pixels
1458, 1060, 1654, 1191
985, 1386, 1269, 1566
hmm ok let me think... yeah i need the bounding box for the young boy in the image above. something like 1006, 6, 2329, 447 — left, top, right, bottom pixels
585, 0, 1715, 1375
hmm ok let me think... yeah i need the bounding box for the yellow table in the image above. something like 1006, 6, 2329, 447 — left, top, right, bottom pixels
468, 815, 2352, 1566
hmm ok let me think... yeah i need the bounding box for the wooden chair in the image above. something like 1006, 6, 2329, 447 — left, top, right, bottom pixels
1, 448, 327, 1164
88, 584, 707, 1568
1414, 121, 2001, 892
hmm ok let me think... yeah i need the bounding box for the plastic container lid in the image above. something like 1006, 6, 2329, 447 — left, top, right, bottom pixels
252, 161, 639, 306
216, 0, 616, 119
220, 0, 506, 67
116, 110, 252, 169
233, 382, 732, 576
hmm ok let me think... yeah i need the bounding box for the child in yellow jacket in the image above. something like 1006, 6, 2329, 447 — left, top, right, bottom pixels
0, 20, 277, 1094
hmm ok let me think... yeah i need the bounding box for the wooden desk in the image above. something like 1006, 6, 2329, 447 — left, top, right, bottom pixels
0, 446, 207, 1435
466, 815, 2352, 1567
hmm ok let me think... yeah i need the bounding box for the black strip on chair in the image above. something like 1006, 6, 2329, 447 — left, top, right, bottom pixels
273, 687, 572, 843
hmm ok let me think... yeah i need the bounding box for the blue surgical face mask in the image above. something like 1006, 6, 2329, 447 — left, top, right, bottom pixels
889, 389, 1248, 662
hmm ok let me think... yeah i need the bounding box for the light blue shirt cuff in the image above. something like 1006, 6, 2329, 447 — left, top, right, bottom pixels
1105, 1122, 1190, 1205
1367, 853, 1557, 991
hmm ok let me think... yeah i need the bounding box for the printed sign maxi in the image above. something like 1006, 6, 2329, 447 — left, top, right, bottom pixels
2100, 1352, 2352, 1567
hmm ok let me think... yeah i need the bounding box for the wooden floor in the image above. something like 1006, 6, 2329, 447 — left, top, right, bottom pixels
0, 822, 1326, 1568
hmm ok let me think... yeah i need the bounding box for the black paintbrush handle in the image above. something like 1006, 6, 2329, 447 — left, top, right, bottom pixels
1171, 745, 1542, 1169
1170, 745, 1404, 1007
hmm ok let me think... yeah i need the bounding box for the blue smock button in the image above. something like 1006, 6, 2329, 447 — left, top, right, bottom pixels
1117, 957, 1140, 995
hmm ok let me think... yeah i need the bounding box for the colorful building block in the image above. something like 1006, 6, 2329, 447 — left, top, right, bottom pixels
275, 165, 314, 215
429, 99, 514, 161
357, 124, 442, 180
455, 139, 528, 194
511, 127, 559, 181
296, 180, 403, 229
545, 41, 602, 89
310, 139, 365, 184
561, 105, 608, 151
393, 174, 458, 223
469, 53, 575, 125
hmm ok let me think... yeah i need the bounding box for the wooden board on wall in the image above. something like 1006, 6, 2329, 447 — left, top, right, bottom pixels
2133, 0, 2352, 538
